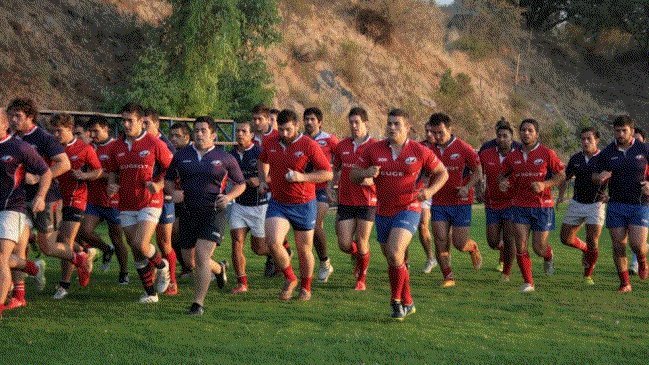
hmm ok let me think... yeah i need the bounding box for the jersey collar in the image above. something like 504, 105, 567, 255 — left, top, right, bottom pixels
22, 124, 38, 136
0, 134, 11, 144
279, 133, 303, 148
65, 137, 77, 147
97, 137, 114, 147
192, 143, 215, 158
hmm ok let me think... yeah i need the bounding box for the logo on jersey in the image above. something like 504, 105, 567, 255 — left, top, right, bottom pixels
342, 151, 350, 155
318, 140, 327, 146
514, 160, 522, 164
70, 156, 79, 161
139, 150, 150, 157
294, 151, 304, 157
1, 155, 14, 163
211, 160, 223, 167
636, 154, 645, 160
450, 153, 460, 160
378, 158, 387, 162
118, 152, 125, 157
99, 154, 109, 160
534, 158, 544, 165
249, 159, 257, 167
405, 157, 417, 165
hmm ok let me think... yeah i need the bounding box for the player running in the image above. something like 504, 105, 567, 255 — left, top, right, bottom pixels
499, 119, 565, 292
108, 103, 172, 303
556, 127, 605, 285
417, 122, 438, 273
80, 115, 130, 284
479, 120, 516, 282
330, 107, 376, 290
50, 114, 103, 299
168, 122, 193, 277
228, 121, 271, 294
0, 109, 50, 317
258, 109, 333, 301
594, 116, 649, 292
427, 113, 483, 288
352, 109, 448, 321
166, 116, 245, 315
143, 109, 178, 295
303, 107, 339, 282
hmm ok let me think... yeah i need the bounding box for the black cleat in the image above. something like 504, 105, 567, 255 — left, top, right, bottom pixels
391, 300, 405, 321
216, 261, 228, 289
101, 246, 115, 272
118, 272, 130, 285
187, 302, 204, 315
264, 256, 277, 278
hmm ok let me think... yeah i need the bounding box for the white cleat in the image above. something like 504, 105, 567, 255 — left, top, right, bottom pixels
35, 259, 47, 292
156, 259, 171, 293
630, 256, 639, 275
422, 258, 438, 274
86, 248, 99, 273
520, 283, 535, 293
138, 292, 159, 304
317, 258, 334, 282
53, 286, 68, 299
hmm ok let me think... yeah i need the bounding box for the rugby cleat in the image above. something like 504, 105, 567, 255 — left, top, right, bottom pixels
118, 272, 130, 285
215, 260, 228, 289
156, 259, 171, 293
138, 292, 159, 304
583, 276, 595, 286
391, 300, 405, 321
187, 302, 204, 315
165, 282, 178, 296
441, 279, 456, 288
317, 258, 334, 282
544, 257, 555, 276
279, 280, 297, 300
34, 259, 47, 292
297, 288, 311, 301
402, 303, 416, 318
520, 283, 535, 293
500, 274, 510, 282
4, 297, 27, 310
354, 281, 366, 291
616, 283, 632, 293
422, 258, 438, 274
52, 286, 68, 300
230, 284, 248, 294
86, 247, 99, 273
101, 245, 115, 272
495, 261, 504, 273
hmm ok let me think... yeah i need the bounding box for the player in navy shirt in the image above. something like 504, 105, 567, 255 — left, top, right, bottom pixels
557, 127, 605, 285
594, 116, 649, 292
143, 108, 178, 295
228, 122, 272, 294
166, 116, 245, 315
0, 109, 50, 317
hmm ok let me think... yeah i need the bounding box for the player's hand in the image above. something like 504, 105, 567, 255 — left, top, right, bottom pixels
417, 187, 433, 202
247, 177, 260, 187
457, 186, 470, 198
25, 173, 40, 185
642, 181, 649, 196
326, 187, 337, 204
172, 190, 184, 203
599, 192, 610, 203
107, 183, 120, 197
215, 194, 230, 209
285, 169, 303, 183
596, 171, 612, 184
499, 179, 510, 192
31, 196, 45, 214
360, 177, 374, 186
258, 181, 269, 195
145, 181, 160, 194
531, 181, 545, 193
368, 166, 381, 178
71, 170, 85, 180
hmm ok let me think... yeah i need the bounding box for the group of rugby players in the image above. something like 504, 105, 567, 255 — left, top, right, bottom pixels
1, 96, 648, 321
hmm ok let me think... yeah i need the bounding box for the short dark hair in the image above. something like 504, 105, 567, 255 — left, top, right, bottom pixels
495, 117, 508, 129
143, 108, 160, 123
581, 126, 600, 139
520, 118, 539, 133
236, 121, 254, 133
634, 127, 645, 141
270, 108, 280, 115
303, 107, 323, 122
7, 98, 38, 120
170, 122, 191, 136
251, 104, 271, 118
613, 115, 635, 129
194, 116, 217, 133
49, 113, 74, 129
427, 113, 452, 127
348, 107, 368, 121
277, 109, 298, 126
120, 103, 144, 117
74, 118, 88, 130
388, 108, 409, 120
496, 121, 513, 135
87, 114, 110, 129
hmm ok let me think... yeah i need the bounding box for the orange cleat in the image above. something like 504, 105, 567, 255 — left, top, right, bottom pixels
4, 297, 27, 310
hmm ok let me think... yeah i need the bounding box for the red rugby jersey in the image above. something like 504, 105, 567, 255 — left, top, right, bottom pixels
58, 138, 102, 210
332, 136, 377, 207
311, 131, 338, 191
479, 146, 514, 210
109, 132, 172, 210
88, 138, 119, 208
430, 136, 480, 206
357, 139, 441, 216
253, 128, 278, 148
502, 143, 565, 208
259, 134, 331, 204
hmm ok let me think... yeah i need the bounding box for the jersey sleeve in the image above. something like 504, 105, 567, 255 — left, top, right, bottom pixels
21, 142, 49, 175
225, 154, 245, 185
153, 139, 173, 181
547, 148, 565, 174
85, 145, 102, 170
165, 155, 179, 182
465, 144, 480, 170
565, 155, 576, 180
421, 145, 442, 175
42, 134, 66, 159
309, 140, 332, 171
332, 144, 342, 169
259, 143, 269, 164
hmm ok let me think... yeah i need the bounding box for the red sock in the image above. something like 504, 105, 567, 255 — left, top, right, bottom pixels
300, 276, 312, 292
618, 270, 630, 286
388, 265, 405, 302
516, 252, 534, 285
22, 260, 39, 276
401, 265, 412, 305
544, 246, 553, 261
350, 241, 358, 256
238, 275, 248, 286
441, 267, 454, 280
165, 250, 177, 283
584, 249, 599, 277
148, 251, 164, 269
357, 253, 370, 282
14, 282, 25, 301
72, 252, 83, 266
281, 265, 297, 282
136, 263, 156, 295
567, 237, 588, 252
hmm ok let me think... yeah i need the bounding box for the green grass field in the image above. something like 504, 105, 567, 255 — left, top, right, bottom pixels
2, 205, 649, 364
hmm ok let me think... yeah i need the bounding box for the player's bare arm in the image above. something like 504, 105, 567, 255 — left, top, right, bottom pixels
531, 169, 565, 194
458, 164, 482, 198
285, 168, 332, 184
31, 168, 53, 213
350, 165, 380, 184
